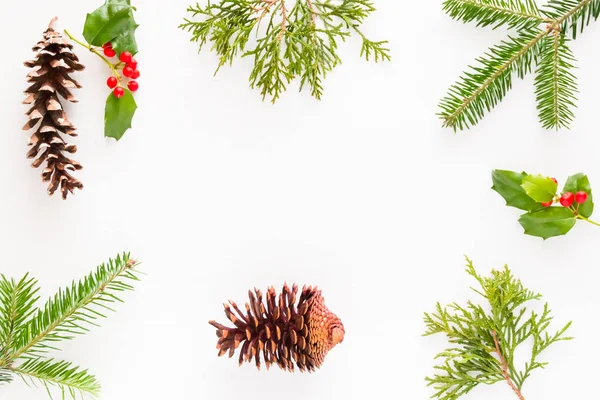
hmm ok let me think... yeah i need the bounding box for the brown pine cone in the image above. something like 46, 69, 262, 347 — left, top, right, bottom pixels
23, 17, 85, 199
209, 283, 344, 372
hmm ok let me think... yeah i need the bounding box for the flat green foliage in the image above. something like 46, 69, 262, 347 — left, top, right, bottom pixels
492, 169, 595, 239
105, 90, 138, 140
180, 0, 390, 102
424, 258, 572, 400
0, 253, 140, 399
83, 0, 139, 55
440, 0, 600, 131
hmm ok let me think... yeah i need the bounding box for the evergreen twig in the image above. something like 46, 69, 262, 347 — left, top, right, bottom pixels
440, 0, 599, 131
180, 0, 390, 102
423, 258, 572, 399
0, 253, 140, 399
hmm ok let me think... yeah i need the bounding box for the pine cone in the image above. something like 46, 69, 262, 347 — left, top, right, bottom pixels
23, 17, 84, 199
209, 284, 344, 372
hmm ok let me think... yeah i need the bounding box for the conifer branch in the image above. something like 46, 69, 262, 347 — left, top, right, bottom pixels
0, 253, 140, 399
440, 0, 600, 131
443, 0, 546, 29
424, 258, 572, 399
9, 359, 100, 398
180, 0, 390, 102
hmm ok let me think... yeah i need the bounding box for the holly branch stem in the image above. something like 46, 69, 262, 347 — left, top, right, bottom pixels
492, 331, 525, 400
577, 215, 600, 227
64, 29, 122, 81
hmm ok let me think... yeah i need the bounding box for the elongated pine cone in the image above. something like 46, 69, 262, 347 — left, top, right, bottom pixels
23, 17, 84, 199
209, 284, 344, 372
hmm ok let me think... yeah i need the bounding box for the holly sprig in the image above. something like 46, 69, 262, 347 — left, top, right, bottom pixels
65, 0, 140, 141
424, 258, 572, 400
492, 169, 597, 239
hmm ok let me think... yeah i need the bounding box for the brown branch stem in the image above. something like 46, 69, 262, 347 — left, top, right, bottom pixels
306, 0, 317, 25
492, 331, 525, 400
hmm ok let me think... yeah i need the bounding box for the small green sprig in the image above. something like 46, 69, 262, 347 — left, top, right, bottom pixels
492, 169, 597, 239
0, 253, 140, 399
180, 0, 390, 102
439, 0, 600, 131
424, 258, 572, 400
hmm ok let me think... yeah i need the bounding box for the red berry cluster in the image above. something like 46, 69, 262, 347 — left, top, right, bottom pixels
102, 43, 139, 98
541, 177, 589, 209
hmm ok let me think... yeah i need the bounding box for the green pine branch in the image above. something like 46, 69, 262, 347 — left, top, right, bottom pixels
440, 0, 599, 131
180, 0, 390, 102
424, 258, 572, 400
0, 252, 140, 399
442, 0, 545, 30
534, 33, 578, 129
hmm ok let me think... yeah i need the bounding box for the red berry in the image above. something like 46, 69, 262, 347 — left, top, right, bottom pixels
128, 80, 139, 92
575, 191, 588, 204
104, 47, 116, 57
119, 51, 133, 64
113, 87, 125, 98
560, 192, 575, 208
551, 177, 558, 184
106, 76, 118, 89
123, 66, 134, 78
541, 201, 553, 207
127, 58, 138, 69
103, 42, 112, 49
131, 69, 140, 79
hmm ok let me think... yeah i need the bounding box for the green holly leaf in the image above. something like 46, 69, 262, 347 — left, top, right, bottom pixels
491, 170, 543, 211
562, 173, 594, 218
518, 207, 576, 240
105, 90, 137, 141
521, 174, 558, 203
83, 0, 139, 55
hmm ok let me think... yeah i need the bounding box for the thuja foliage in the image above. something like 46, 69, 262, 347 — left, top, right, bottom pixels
424, 258, 572, 400
180, 0, 390, 102
0, 253, 140, 399
439, 0, 600, 131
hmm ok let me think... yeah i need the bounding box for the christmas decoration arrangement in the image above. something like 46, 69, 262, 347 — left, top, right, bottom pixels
424, 258, 572, 400
180, 0, 390, 102
439, 0, 600, 131
209, 283, 344, 372
492, 169, 597, 239
0, 253, 140, 399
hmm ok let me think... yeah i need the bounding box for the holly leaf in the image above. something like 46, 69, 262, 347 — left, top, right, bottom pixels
105, 90, 137, 140
521, 174, 557, 203
491, 170, 543, 211
518, 207, 576, 240
563, 173, 594, 218
83, 0, 139, 55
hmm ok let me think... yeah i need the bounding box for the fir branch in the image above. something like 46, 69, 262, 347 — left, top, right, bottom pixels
442, 0, 546, 30
439, 28, 544, 131
0, 252, 140, 400
441, 0, 600, 130
10, 359, 100, 399
11, 253, 139, 360
424, 258, 572, 400
0, 274, 39, 361
534, 33, 578, 129
180, 0, 389, 102
543, 0, 600, 38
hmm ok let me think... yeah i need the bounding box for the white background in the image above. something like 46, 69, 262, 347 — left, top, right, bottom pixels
2, 0, 598, 399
